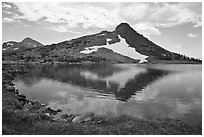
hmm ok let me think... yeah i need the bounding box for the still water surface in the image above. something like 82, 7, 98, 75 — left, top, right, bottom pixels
14, 64, 202, 124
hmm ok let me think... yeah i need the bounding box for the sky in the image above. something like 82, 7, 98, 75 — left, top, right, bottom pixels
2, 2, 202, 59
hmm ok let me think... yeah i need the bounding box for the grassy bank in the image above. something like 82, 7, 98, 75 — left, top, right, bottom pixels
2, 64, 202, 135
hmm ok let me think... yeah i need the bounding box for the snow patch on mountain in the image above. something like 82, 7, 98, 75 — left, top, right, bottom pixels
106, 38, 112, 42
98, 34, 106, 36
80, 35, 148, 62
14, 48, 18, 50
7, 43, 13, 46
80, 47, 98, 54
139, 60, 148, 64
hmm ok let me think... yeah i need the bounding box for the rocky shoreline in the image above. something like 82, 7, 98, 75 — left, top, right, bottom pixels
2, 59, 202, 65
3, 64, 104, 123
2, 64, 202, 135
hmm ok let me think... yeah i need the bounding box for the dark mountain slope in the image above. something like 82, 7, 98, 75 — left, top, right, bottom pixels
114, 23, 174, 60
18, 37, 44, 48
2, 23, 201, 63
2, 37, 44, 53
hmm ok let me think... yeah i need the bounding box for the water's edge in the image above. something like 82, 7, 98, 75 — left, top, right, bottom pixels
2, 63, 202, 135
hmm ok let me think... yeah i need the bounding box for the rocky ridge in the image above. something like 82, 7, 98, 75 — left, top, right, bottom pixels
2, 37, 44, 53
2, 23, 202, 63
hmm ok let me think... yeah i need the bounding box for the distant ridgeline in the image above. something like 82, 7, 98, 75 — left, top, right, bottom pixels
2, 23, 202, 64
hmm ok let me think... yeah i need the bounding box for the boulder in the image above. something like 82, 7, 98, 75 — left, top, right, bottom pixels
31, 101, 42, 110
61, 113, 75, 123
38, 113, 50, 120
6, 86, 15, 92
30, 100, 37, 105
67, 114, 75, 123
41, 103, 46, 107
18, 94, 26, 98
56, 109, 62, 112
72, 113, 94, 123
23, 101, 43, 111
60, 113, 69, 119
45, 113, 50, 117
37, 106, 48, 113
47, 107, 58, 115
51, 114, 67, 123
10, 82, 15, 86
16, 96, 25, 101
16, 96, 27, 105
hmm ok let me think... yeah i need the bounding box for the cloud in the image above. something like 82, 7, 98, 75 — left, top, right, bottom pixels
47, 25, 80, 33
174, 44, 182, 49
2, 17, 15, 23
187, 33, 197, 38
133, 22, 161, 37
120, 3, 149, 22
2, 12, 22, 23
3, 10, 12, 15
13, 2, 121, 29
153, 3, 201, 28
120, 3, 202, 29
2, 3, 12, 9
3, 2, 202, 34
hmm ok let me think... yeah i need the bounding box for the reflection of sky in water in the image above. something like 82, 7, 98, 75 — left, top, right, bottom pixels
14, 64, 202, 124
80, 65, 146, 89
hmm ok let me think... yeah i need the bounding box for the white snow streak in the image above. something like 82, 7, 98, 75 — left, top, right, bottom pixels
7, 43, 13, 46
80, 35, 148, 62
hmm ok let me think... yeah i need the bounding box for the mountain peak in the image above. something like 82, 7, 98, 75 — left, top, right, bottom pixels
115, 22, 131, 30
23, 37, 34, 42
21, 37, 44, 48
115, 22, 141, 36
116, 22, 130, 28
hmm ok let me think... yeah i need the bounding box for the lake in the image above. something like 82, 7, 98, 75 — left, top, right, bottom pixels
14, 64, 202, 124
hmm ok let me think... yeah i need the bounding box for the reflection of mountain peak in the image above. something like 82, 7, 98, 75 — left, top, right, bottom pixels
80, 65, 147, 90
17, 64, 171, 101
115, 69, 170, 101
